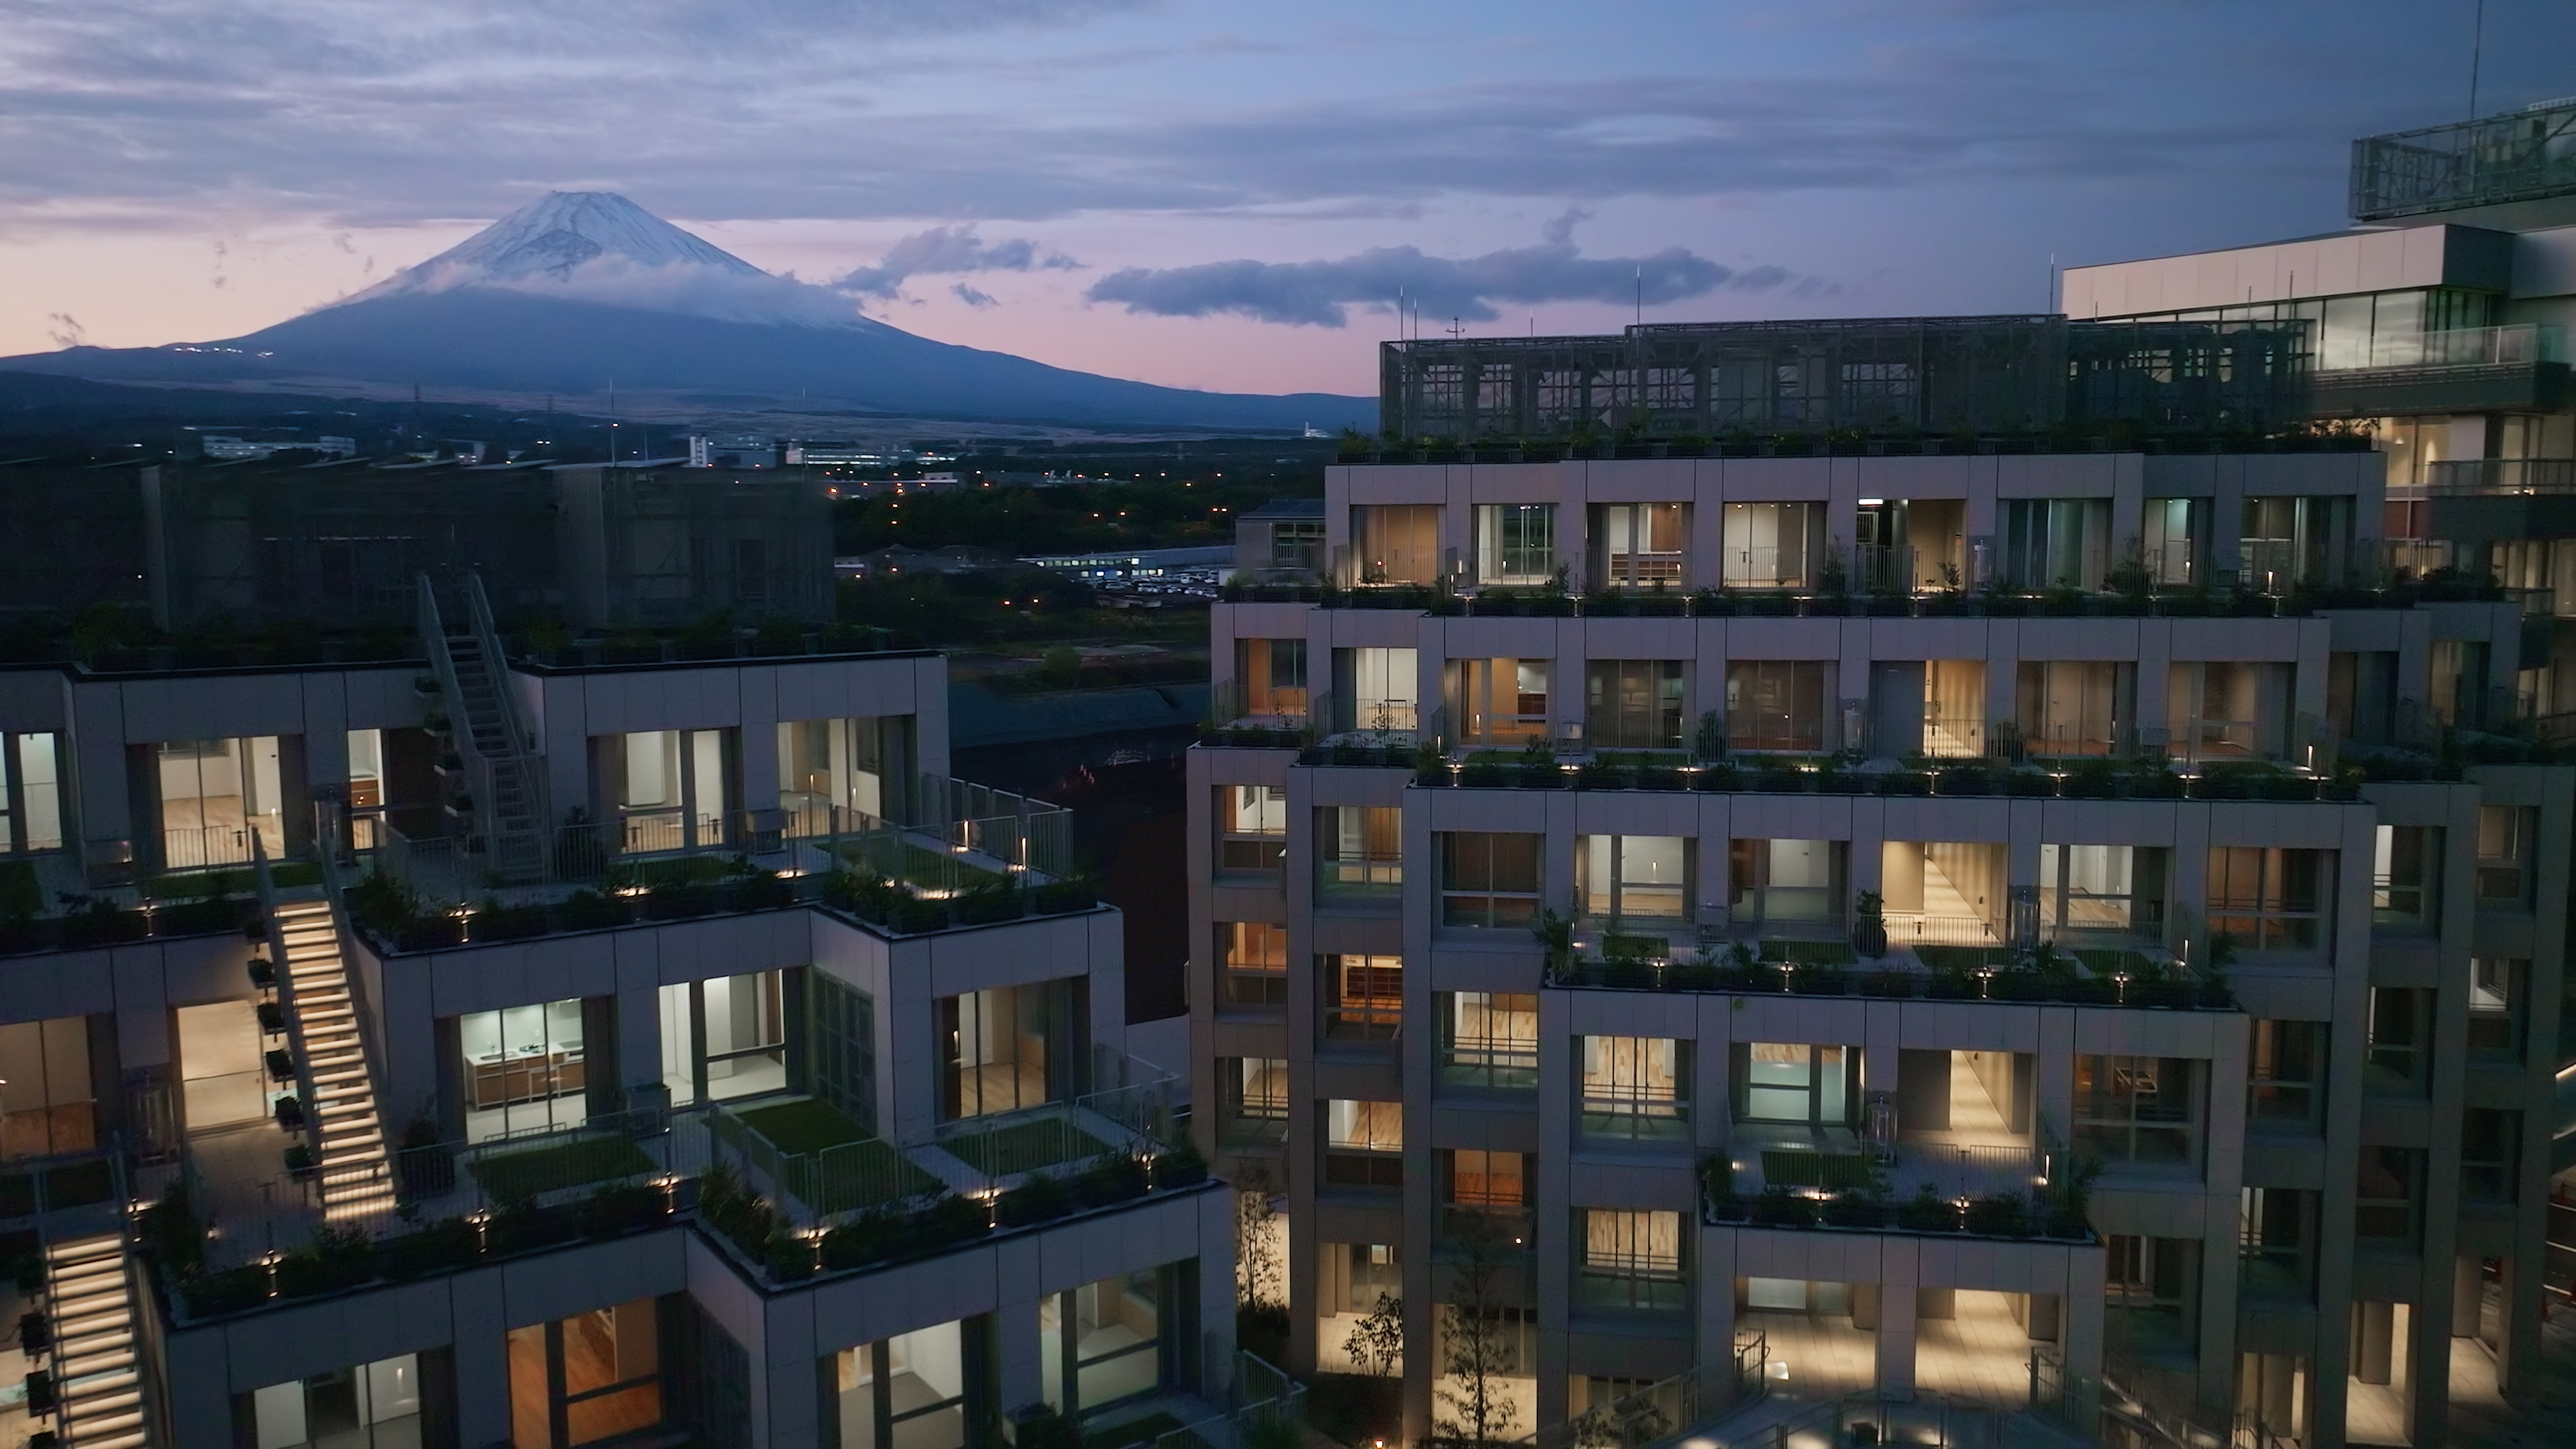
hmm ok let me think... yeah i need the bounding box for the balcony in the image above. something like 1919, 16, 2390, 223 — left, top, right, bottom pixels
146, 1062, 1193, 1322
355, 779, 1093, 951
2311, 326, 2570, 417
1546, 940, 2226, 1013
2423, 458, 2576, 496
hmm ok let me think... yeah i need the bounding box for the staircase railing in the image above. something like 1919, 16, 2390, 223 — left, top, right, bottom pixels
251, 836, 324, 1178
313, 796, 400, 1155
466, 571, 543, 763
418, 573, 546, 883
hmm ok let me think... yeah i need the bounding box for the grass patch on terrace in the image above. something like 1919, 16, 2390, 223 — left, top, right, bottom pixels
1762, 938, 1857, 966
731, 1097, 941, 1214
835, 837, 1010, 893
734, 1097, 873, 1155
1914, 945, 2011, 973
941, 1116, 1116, 1177
468, 1136, 655, 1200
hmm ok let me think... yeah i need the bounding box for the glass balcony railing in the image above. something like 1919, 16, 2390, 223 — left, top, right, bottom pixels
2316, 323, 2563, 373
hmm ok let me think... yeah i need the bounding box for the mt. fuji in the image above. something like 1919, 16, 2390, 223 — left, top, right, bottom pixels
1, 193, 1371, 431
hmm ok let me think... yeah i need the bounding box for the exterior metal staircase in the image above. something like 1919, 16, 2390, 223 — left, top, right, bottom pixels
44, 1232, 148, 1449
418, 572, 549, 883
272, 898, 398, 1220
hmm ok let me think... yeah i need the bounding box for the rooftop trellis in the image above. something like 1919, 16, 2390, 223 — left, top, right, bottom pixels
1380, 315, 2310, 442
2351, 98, 2576, 221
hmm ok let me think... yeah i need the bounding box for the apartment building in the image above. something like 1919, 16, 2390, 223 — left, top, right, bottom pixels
0, 520, 1239, 1449
1196, 190, 2576, 1449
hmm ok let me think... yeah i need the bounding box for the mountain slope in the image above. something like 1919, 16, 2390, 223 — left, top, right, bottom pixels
1, 193, 1373, 431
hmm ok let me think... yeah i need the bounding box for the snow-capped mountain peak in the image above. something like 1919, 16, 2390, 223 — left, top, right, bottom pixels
409, 192, 768, 282
335, 191, 867, 328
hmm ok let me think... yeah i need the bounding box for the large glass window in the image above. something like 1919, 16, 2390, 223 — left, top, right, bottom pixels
2238, 1189, 2313, 1297
1217, 786, 1287, 874
2019, 661, 2134, 757
2141, 498, 2196, 587
2074, 1057, 2198, 1167
1998, 498, 2108, 590
2247, 1020, 2322, 1130
178, 1000, 276, 1133
1449, 658, 1550, 745
1218, 922, 1289, 1009
2240, 496, 2351, 591
1580, 1037, 1687, 1140
1729, 839, 1835, 924
777, 716, 900, 832
1578, 836, 1688, 928
1438, 992, 1538, 1091
658, 971, 787, 1107
2476, 806, 2533, 904
2206, 848, 2325, 951
2106, 1236, 2195, 1346
2467, 958, 2528, 1060
0, 1017, 95, 1159
460, 1001, 588, 1142
1336, 648, 1420, 734
1448, 1149, 1527, 1208
807, 971, 877, 1132
839, 1322, 981, 1449
1590, 504, 1686, 588
156, 735, 284, 868
346, 729, 384, 851
1319, 807, 1401, 895
1042, 1271, 1167, 1418
1352, 505, 1441, 586
1440, 833, 1541, 928
1725, 661, 1825, 752
1587, 659, 1684, 749
1324, 1100, 1403, 1188
1232, 640, 1309, 721
2039, 845, 2164, 938
509, 1299, 661, 1448
1577, 1210, 1684, 1311
1218, 1058, 1289, 1146
2166, 663, 2290, 763
0, 733, 64, 853
2353, 1147, 2422, 1245
252, 1353, 423, 1449
1322, 955, 1402, 1042
1476, 504, 1556, 586
1739, 1042, 1847, 1126
611, 729, 731, 852
2364, 987, 2432, 1094
1723, 502, 1813, 588
2372, 825, 2440, 928
938, 980, 1072, 1121
2463, 1110, 2521, 1204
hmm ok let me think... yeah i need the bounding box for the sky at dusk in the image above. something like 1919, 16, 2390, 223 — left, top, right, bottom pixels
3, 0, 2573, 397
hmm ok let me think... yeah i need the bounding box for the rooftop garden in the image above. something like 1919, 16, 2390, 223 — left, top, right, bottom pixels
341, 851, 1099, 955
0, 859, 326, 957
140, 1100, 1216, 1324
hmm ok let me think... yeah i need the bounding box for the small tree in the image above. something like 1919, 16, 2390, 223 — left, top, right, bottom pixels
1434, 1212, 1522, 1448
1235, 1165, 1283, 1311
1344, 1290, 1404, 1377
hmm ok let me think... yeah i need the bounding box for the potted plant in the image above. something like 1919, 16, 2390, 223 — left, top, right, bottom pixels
1851, 890, 1888, 959
283, 1144, 319, 1182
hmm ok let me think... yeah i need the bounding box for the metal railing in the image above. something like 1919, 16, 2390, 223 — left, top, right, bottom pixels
1523, 1339, 1764, 1449
2316, 322, 2563, 372
376, 781, 1071, 912
708, 1055, 1177, 1230
161, 822, 278, 871
2426, 458, 2576, 496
